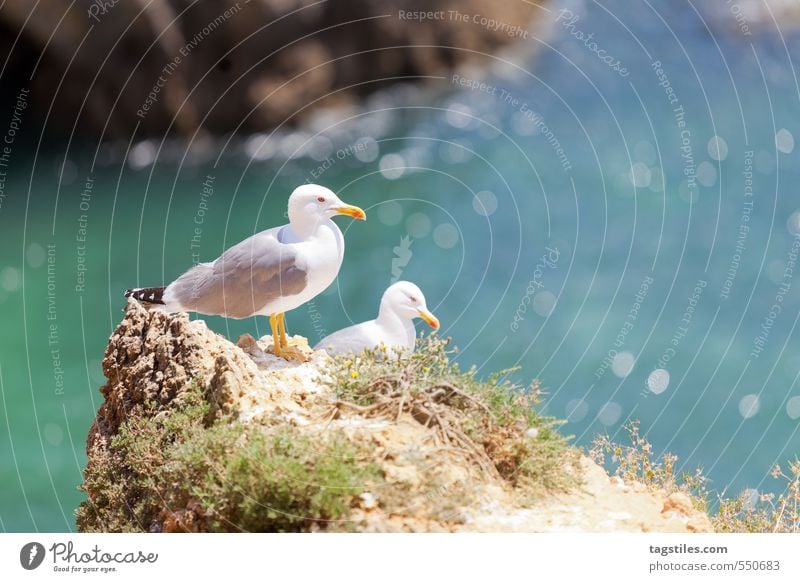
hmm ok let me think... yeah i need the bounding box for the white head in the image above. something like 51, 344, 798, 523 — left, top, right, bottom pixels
287, 184, 366, 234
379, 281, 440, 329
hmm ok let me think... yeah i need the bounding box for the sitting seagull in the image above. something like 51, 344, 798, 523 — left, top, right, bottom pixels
125, 184, 366, 361
315, 281, 439, 356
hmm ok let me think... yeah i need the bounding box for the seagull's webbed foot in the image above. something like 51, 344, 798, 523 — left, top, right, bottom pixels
269, 313, 310, 362
277, 344, 310, 363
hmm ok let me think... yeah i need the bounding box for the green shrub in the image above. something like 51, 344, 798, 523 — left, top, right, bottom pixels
78, 384, 380, 532
172, 425, 381, 532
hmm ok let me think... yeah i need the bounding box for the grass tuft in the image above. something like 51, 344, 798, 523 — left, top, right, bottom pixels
591, 421, 800, 533
714, 461, 800, 533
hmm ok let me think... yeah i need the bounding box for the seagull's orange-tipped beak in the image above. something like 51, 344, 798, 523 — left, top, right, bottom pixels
418, 308, 440, 330
334, 204, 366, 220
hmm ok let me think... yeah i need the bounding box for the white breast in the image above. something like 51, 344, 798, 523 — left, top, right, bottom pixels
257, 220, 344, 315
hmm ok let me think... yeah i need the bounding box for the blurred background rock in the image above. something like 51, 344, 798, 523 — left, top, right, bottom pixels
0, 0, 537, 138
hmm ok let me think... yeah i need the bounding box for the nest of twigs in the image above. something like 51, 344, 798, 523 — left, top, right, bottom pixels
330, 377, 504, 477
324, 337, 571, 491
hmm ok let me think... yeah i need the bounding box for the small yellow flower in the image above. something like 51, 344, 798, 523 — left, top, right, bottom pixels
423, 367, 430, 373
351, 371, 359, 379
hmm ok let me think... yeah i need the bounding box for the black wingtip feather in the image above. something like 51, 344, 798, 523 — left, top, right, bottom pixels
125, 286, 166, 304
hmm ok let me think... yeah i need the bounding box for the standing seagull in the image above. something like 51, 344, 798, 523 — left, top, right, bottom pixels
315, 281, 439, 356
125, 184, 366, 361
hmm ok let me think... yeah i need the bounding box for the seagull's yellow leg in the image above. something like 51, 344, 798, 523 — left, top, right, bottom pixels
277, 312, 288, 348
276, 312, 309, 362
269, 314, 283, 357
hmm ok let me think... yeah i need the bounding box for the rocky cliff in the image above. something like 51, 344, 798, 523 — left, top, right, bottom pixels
77, 300, 711, 532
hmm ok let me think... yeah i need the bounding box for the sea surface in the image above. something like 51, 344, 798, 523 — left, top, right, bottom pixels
2, 0, 800, 531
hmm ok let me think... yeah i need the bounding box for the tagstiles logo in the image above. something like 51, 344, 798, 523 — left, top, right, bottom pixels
19, 542, 46, 570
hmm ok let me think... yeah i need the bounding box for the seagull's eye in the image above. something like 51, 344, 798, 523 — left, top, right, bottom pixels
410, 296, 418, 303
317, 196, 326, 203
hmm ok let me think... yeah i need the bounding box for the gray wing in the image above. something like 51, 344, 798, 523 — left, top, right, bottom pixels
167, 231, 307, 318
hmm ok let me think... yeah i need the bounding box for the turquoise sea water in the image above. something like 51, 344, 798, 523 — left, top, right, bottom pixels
3, 0, 800, 531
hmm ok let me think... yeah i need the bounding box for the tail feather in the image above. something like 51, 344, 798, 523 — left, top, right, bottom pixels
125, 286, 166, 305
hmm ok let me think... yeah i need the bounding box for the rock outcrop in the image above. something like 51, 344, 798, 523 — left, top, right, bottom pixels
78, 300, 711, 532
1, 0, 540, 138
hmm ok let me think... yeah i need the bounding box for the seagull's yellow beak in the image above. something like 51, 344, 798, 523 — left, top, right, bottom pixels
334, 204, 366, 220
417, 308, 440, 330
